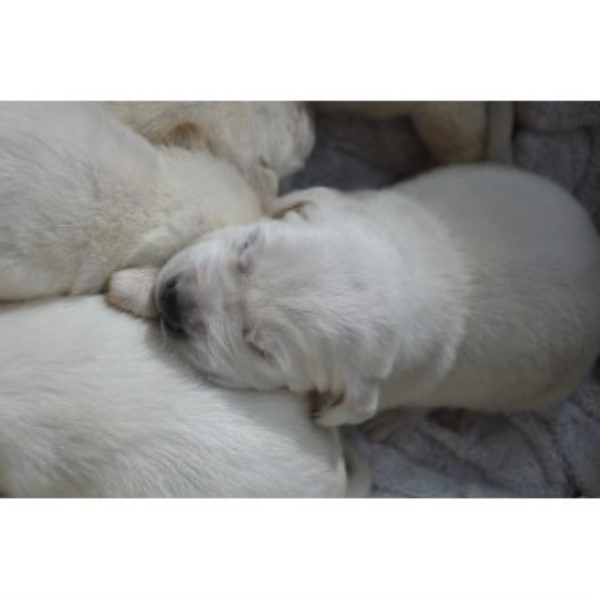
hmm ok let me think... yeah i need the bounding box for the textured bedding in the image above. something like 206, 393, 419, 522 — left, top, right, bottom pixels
285, 102, 600, 497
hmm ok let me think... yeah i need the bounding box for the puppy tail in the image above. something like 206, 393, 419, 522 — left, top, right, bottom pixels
486, 101, 514, 164
341, 436, 372, 498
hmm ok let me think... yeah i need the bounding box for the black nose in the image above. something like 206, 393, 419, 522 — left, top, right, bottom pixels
159, 278, 183, 332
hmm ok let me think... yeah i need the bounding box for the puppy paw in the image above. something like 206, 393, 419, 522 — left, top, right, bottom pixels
107, 268, 159, 318
310, 389, 378, 428
316, 402, 377, 428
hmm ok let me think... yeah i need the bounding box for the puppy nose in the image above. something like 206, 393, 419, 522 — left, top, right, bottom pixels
159, 277, 183, 331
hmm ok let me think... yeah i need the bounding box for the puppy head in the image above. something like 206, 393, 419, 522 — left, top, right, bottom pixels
155, 187, 399, 425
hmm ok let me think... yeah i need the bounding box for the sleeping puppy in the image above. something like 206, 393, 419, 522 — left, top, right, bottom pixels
0, 296, 369, 497
110, 165, 600, 427
0, 102, 262, 301
105, 102, 316, 202
314, 101, 514, 164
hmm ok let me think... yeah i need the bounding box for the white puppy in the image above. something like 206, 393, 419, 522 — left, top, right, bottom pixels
105, 102, 315, 201
0, 296, 368, 497
0, 102, 262, 301
113, 165, 600, 427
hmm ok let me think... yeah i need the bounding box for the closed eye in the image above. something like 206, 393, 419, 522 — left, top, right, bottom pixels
247, 338, 273, 361
238, 229, 259, 274
243, 326, 273, 362
238, 229, 259, 255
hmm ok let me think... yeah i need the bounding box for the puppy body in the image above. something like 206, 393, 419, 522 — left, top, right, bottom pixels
0, 102, 262, 301
378, 167, 600, 414
0, 296, 367, 497
105, 102, 315, 201
151, 165, 600, 426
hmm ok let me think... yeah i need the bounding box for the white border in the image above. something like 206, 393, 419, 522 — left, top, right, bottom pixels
1, 500, 599, 600
1, 0, 599, 99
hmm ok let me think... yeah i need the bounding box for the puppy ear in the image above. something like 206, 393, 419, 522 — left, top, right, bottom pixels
157, 121, 209, 151
266, 189, 317, 220
107, 268, 159, 318
267, 186, 334, 220
311, 379, 380, 428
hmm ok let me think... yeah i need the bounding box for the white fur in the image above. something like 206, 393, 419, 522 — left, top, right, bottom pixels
0, 102, 262, 301
105, 101, 315, 201
145, 165, 600, 426
0, 296, 369, 497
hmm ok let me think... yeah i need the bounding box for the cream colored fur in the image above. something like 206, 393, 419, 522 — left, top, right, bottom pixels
112, 165, 600, 426
0, 296, 370, 497
105, 101, 315, 202
0, 102, 262, 301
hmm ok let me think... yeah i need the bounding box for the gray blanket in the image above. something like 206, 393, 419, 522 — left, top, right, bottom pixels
285, 102, 600, 497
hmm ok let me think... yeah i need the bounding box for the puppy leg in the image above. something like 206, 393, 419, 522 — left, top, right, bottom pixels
107, 268, 159, 318
312, 382, 380, 428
